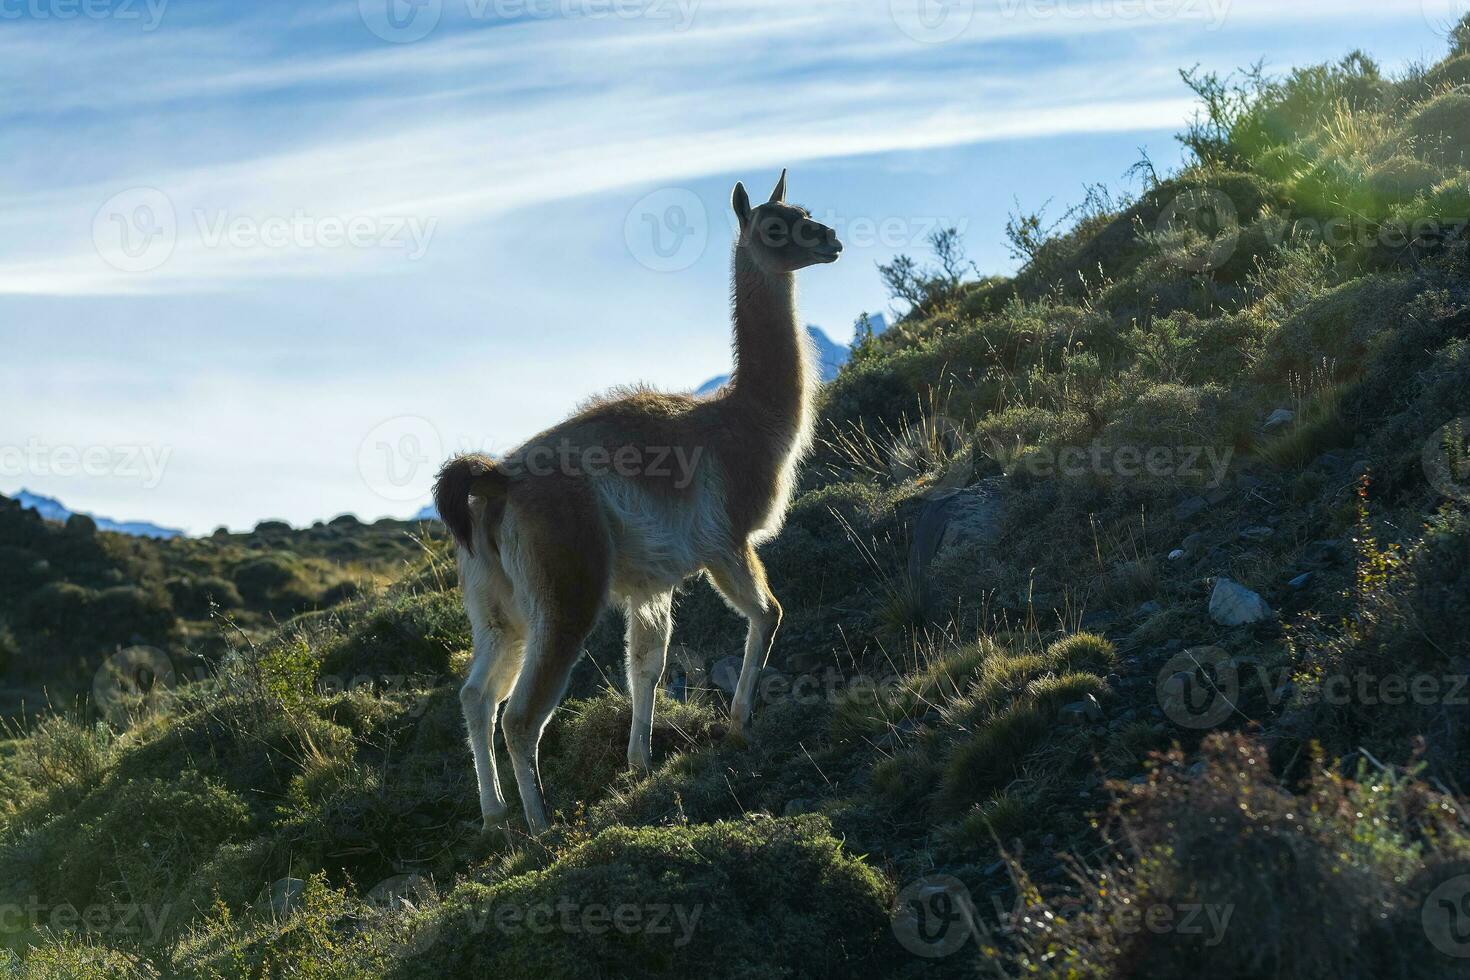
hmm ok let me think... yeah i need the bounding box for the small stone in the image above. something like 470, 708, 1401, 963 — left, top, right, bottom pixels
1174, 496, 1209, 521
1288, 572, 1314, 589
1136, 600, 1164, 617
1240, 526, 1274, 541
1209, 578, 1273, 626
1061, 694, 1104, 725
1181, 532, 1206, 556
1168, 548, 1187, 561
1264, 408, 1296, 430
1058, 703, 1086, 725
1082, 693, 1104, 722
263, 878, 305, 920
711, 655, 743, 696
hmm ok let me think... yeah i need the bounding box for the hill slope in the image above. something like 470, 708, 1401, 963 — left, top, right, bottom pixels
5, 26, 1470, 979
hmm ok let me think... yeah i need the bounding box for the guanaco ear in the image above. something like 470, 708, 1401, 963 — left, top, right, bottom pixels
732, 181, 752, 229
768, 168, 787, 204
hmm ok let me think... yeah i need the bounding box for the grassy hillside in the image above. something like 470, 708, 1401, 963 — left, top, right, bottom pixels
0, 499, 430, 723
5, 25, 1470, 978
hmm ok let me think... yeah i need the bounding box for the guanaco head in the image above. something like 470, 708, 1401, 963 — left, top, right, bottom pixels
732, 169, 843, 273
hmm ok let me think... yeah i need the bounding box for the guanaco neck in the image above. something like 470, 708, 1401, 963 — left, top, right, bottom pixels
727, 243, 812, 427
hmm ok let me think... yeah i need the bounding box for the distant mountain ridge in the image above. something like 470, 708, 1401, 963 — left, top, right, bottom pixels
14, 489, 185, 539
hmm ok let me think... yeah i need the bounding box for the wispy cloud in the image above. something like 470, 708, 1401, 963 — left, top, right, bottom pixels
0, 0, 1411, 296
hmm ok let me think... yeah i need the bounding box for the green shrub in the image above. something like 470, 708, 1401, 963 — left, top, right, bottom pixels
539, 691, 720, 812
37, 771, 253, 924
231, 555, 300, 603
318, 591, 468, 679
1405, 91, 1470, 165
398, 816, 894, 979
166, 575, 243, 617
1045, 632, 1117, 673
1006, 735, 1470, 980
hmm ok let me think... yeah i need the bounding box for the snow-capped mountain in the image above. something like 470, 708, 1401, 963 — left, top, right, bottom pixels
13, 489, 185, 539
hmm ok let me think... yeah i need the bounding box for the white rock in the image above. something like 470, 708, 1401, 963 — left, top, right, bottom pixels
1264, 408, 1296, 430
1209, 578, 1273, 626
711, 655, 743, 696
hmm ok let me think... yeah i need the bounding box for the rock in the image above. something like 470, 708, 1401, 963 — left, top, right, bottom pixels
1288, 572, 1314, 589
909, 481, 1004, 576
1240, 526, 1274, 541
1205, 487, 1231, 506
1081, 693, 1104, 722
1237, 474, 1266, 492
1058, 702, 1088, 725
1136, 600, 1164, 617
1264, 408, 1296, 430
1302, 539, 1350, 566
1174, 496, 1209, 521
1059, 694, 1104, 725
1168, 548, 1187, 561
262, 878, 306, 920
1181, 532, 1206, 556
1080, 610, 1118, 632
1209, 578, 1273, 626
711, 655, 743, 696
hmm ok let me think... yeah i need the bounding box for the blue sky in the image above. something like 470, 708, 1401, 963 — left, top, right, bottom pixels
0, 0, 1462, 534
